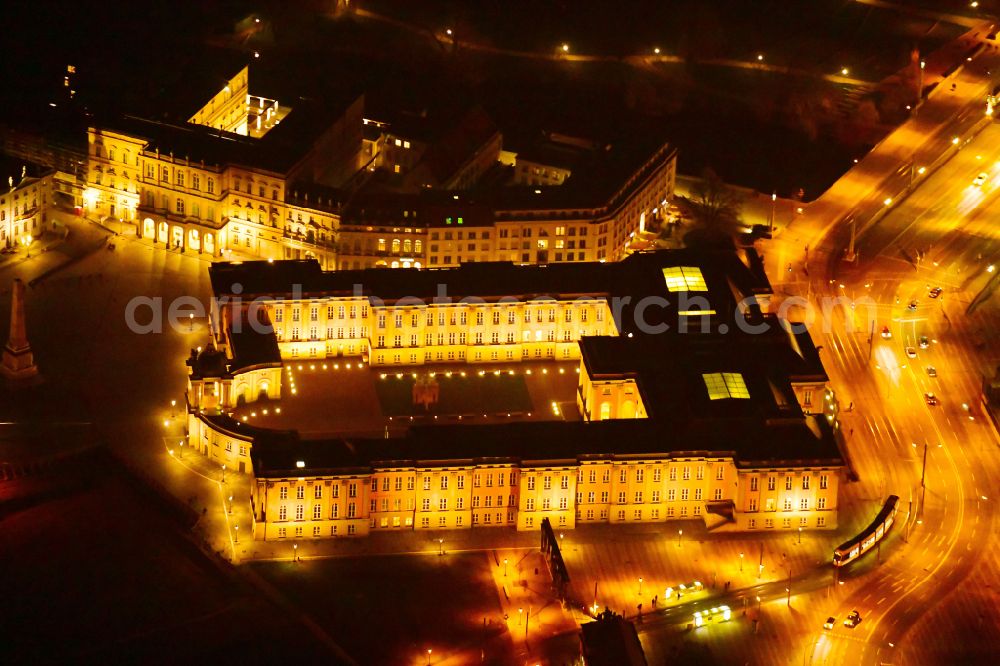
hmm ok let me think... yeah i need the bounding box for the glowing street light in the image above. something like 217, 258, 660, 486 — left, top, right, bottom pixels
293, 543, 298, 561
677, 528, 683, 547
883, 197, 893, 206
426, 648, 432, 665
228, 495, 234, 514
798, 527, 803, 544
503, 557, 508, 576
221, 463, 226, 483
638, 577, 643, 596
756, 53, 764, 62
841, 67, 849, 76
952, 136, 960, 145
561, 43, 570, 53
234, 524, 239, 543
653, 47, 661, 55
438, 538, 444, 556
739, 552, 744, 572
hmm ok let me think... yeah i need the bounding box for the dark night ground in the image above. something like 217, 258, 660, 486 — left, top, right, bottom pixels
249, 553, 513, 666
0, 448, 338, 665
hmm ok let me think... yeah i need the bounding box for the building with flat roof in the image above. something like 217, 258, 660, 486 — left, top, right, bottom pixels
184, 249, 844, 540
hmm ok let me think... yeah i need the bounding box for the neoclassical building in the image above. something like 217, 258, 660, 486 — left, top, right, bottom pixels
184, 249, 844, 538
84, 59, 676, 272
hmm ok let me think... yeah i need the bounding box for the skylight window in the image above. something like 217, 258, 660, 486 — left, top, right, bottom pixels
703, 372, 750, 400
662, 267, 708, 292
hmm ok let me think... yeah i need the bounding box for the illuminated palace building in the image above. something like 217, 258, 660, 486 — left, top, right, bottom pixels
84, 56, 675, 270
185, 249, 844, 540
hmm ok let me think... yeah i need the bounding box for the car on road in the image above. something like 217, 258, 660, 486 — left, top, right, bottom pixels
844, 610, 862, 628
906, 346, 917, 359
927, 366, 937, 377
907, 300, 918, 311
928, 286, 943, 299
824, 617, 836, 630
919, 335, 930, 349
974, 172, 989, 187
925, 392, 939, 406
881, 326, 892, 339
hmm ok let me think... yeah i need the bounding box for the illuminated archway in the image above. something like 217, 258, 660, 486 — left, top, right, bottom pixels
143, 218, 155, 239
621, 400, 636, 419
157, 221, 168, 243
599, 402, 611, 420
188, 228, 201, 252
204, 233, 215, 255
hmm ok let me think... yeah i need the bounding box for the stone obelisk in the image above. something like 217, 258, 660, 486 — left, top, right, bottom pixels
2, 278, 39, 381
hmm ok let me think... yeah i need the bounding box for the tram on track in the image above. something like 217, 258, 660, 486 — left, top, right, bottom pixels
833, 495, 899, 567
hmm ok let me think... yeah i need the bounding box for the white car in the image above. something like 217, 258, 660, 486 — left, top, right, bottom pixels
974, 172, 988, 187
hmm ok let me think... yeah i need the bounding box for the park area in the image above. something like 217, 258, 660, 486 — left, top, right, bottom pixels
249, 552, 512, 666
0, 448, 335, 664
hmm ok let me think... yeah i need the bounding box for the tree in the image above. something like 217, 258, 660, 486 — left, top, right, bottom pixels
689, 167, 743, 230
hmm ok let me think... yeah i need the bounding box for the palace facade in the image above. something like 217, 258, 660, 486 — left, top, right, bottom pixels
184, 249, 843, 539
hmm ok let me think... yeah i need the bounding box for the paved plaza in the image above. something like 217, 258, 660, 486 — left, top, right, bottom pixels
232, 359, 582, 437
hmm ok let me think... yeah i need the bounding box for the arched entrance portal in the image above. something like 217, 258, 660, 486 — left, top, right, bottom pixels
143, 218, 155, 239
157, 221, 168, 244
188, 229, 201, 252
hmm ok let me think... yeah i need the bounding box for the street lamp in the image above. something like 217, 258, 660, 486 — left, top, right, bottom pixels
189, 313, 194, 331
503, 558, 508, 577
293, 543, 298, 562
677, 528, 683, 547
234, 524, 239, 543
221, 463, 226, 483
798, 527, 802, 545
438, 538, 444, 556
638, 577, 643, 596
739, 552, 744, 572
228, 495, 234, 514
561, 43, 570, 53
426, 648, 432, 665
518, 607, 523, 625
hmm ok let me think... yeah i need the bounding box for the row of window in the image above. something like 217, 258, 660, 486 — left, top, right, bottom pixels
579, 465, 718, 484
748, 497, 828, 512
575, 488, 717, 504
747, 474, 830, 492
375, 307, 603, 329
371, 329, 598, 348
748, 516, 827, 529
274, 304, 369, 323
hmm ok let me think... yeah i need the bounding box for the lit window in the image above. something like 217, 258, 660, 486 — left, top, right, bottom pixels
662, 266, 708, 292
702, 372, 750, 400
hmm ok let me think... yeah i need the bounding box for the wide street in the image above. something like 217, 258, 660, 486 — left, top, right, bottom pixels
763, 115, 1000, 664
